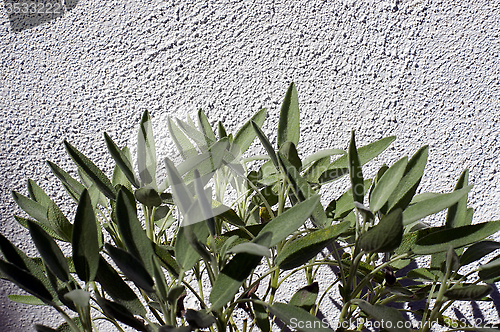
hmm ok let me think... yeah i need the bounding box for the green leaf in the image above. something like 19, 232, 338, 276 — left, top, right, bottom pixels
164, 158, 193, 216
209, 252, 262, 311
230, 243, 271, 257
251, 295, 270, 332
193, 169, 216, 236
268, 302, 331, 332
446, 169, 470, 228
167, 285, 186, 305
96, 256, 146, 316
8, 294, 47, 306
257, 195, 320, 247
233, 108, 267, 157
276, 221, 350, 270
386, 145, 428, 212
444, 285, 492, 300
27, 220, 70, 282
96, 295, 149, 332
289, 282, 319, 312
302, 149, 345, 168
412, 220, 500, 255
218, 121, 228, 138
158, 327, 192, 332
64, 289, 90, 308
135, 187, 162, 207
348, 131, 364, 204
252, 121, 279, 168
460, 241, 500, 266
446, 245, 460, 272
277, 82, 300, 147
359, 208, 403, 253
279, 141, 302, 170
64, 140, 117, 200
47, 202, 73, 242
402, 186, 473, 226
478, 254, 500, 282
175, 226, 200, 271
105, 244, 155, 293
197, 109, 216, 146
105, 133, 140, 188
176, 118, 213, 151
34, 325, 57, 332
138, 110, 157, 187
72, 189, 100, 282
369, 157, 408, 212
11, 191, 48, 224
154, 244, 180, 278
279, 153, 327, 227
167, 116, 198, 160
152, 256, 168, 301
357, 300, 412, 332
55, 317, 83, 332
0, 233, 55, 299
303, 157, 331, 184
328, 136, 396, 170
333, 179, 372, 219
185, 309, 216, 329
46, 161, 85, 202
0, 259, 53, 304
116, 187, 155, 275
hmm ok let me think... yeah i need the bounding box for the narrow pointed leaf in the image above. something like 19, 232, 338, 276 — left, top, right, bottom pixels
303, 157, 331, 183
64, 140, 117, 200
289, 282, 319, 311
176, 118, 212, 151
233, 108, 267, 156
34, 325, 57, 332
348, 131, 364, 204
230, 243, 271, 257
105, 133, 140, 188
276, 221, 350, 270
279, 141, 302, 170
257, 195, 320, 247
135, 187, 162, 207
0, 259, 53, 304
412, 220, 500, 255
387, 145, 428, 212
116, 187, 155, 275
277, 82, 300, 147
96, 295, 149, 332
167, 285, 186, 305
185, 309, 216, 329
279, 153, 326, 227
402, 186, 473, 225
167, 117, 198, 160
218, 121, 228, 138
446, 169, 470, 229
268, 302, 331, 332
152, 256, 168, 301
445, 285, 492, 300
326, 136, 396, 170
197, 109, 216, 145
164, 158, 193, 216
154, 244, 180, 278
9, 295, 47, 305
359, 208, 403, 253
370, 157, 408, 212
72, 189, 100, 282
47, 202, 73, 242
209, 253, 262, 311
46, 161, 85, 202
105, 244, 154, 293
460, 241, 500, 266
251, 295, 270, 332
175, 226, 200, 271
252, 121, 279, 168
27, 220, 70, 282
357, 300, 412, 332
302, 149, 345, 168
12, 191, 48, 223
333, 179, 372, 219
96, 256, 146, 316
137, 110, 157, 187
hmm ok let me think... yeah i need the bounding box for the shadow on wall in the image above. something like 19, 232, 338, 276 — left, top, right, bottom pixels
3, 0, 79, 32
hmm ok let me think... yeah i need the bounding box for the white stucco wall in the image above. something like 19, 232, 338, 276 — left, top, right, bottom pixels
1, 0, 500, 330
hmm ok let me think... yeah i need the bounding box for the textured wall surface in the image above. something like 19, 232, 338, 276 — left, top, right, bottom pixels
1, 0, 500, 330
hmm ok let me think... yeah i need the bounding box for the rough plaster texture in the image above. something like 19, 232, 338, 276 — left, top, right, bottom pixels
1, 0, 500, 330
